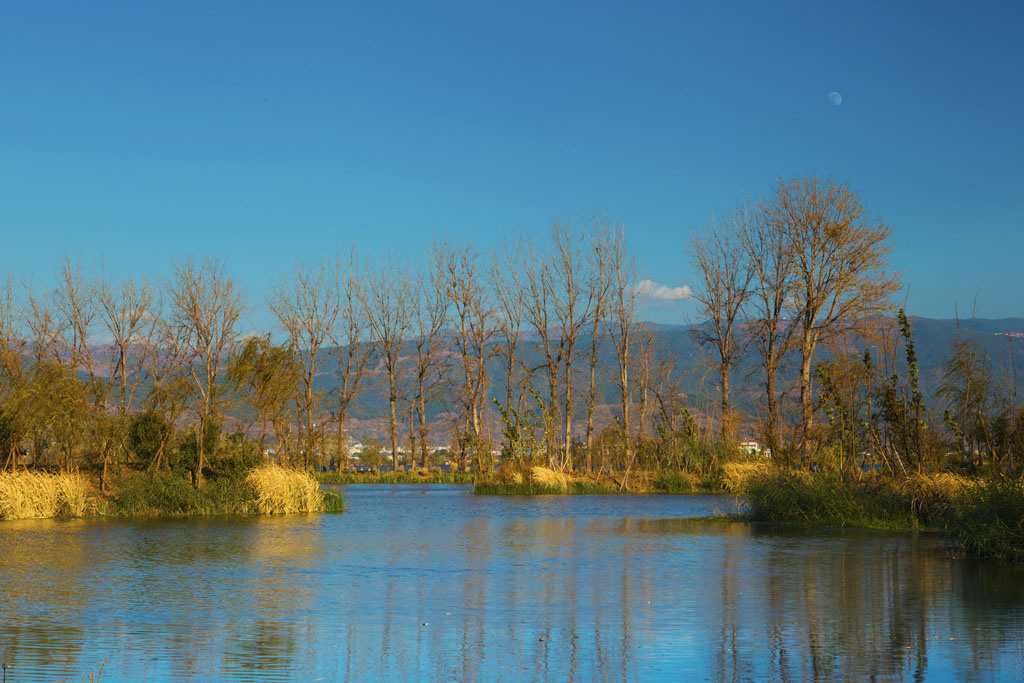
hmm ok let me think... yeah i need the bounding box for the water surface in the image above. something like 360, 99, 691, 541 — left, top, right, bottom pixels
1, 485, 1023, 681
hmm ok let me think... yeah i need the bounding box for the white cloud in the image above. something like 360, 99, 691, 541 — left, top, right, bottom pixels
635, 279, 693, 302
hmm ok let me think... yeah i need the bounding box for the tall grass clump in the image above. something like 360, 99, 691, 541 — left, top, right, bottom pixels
531, 466, 568, 491
475, 466, 569, 495
0, 471, 92, 520
720, 461, 773, 493
651, 471, 697, 493
892, 472, 971, 525
950, 477, 1024, 561
745, 471, 917, 529
247, 465, 324, 514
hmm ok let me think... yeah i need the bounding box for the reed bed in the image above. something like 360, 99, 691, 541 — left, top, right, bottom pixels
744, 470, 984, 530
531, 466, 568, 491
0, 470, 92, 520
247, 465, 325, 514
949, 477, 1024, 561
651, 470, 699, 493
721, 461, 773, 493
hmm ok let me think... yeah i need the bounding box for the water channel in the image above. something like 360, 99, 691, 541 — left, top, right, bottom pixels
2, 485, 1023, 681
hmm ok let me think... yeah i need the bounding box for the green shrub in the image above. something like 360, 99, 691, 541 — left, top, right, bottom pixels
111, 471, 257, 516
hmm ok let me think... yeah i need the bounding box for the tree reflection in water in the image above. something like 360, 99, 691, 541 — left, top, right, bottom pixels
1, 487, 1022, 681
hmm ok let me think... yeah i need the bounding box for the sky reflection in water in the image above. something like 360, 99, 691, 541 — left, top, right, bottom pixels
1, 486, 1023, 681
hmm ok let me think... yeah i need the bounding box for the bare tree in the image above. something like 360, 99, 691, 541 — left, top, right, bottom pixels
437, 239, 496, 473
583, 219, 614, 470
550, 222, 596, 471
689, 208, 753, 442
768, 176, 901, 453
606, 229, 641, 465
329, 252, 372, 467
740, 202, 797, 459
51, 258, 108, 476
491, 240, 528, 448
521, 238, 561, 465
96, 273, 159, 487
408, 257, 449, 468
633, 323, 657, 442
167, 257, 245, 486
270, 260, 341, 467
361, 252, 410, 470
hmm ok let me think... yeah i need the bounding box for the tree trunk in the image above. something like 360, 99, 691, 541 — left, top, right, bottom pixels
765, 367, 779, 462
407, 402, 415, 469
799, 332, 815, 458
419, 394, 429, 469
195, 415, 207, 488
563, 361, 573, 472
388, 386, 398, 473
620, 365, 631, 463
337, 402, 348, 470
720, 362, 731, 443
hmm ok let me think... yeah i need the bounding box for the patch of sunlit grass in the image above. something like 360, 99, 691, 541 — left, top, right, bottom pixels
247, 465, 324, 514
0, 470, 92, 520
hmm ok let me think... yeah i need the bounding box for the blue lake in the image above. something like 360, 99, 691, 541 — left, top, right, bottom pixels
2, 485, 1023, 681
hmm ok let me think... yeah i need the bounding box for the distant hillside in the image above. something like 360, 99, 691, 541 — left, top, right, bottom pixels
308, 317, 1024, 444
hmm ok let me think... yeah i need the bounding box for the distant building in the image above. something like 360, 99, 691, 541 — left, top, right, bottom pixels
739, 440, 768, 457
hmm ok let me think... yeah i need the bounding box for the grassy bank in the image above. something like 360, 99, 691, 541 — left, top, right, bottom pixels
0, 465, 342, 520
949, 477, 1024, 561
745, 470, 1024, 561
743, 472, 938, 530
113, 464, 342, 516
317, 470, 476, 485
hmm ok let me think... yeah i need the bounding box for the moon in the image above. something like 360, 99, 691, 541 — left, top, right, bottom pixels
828, 91, 842, 106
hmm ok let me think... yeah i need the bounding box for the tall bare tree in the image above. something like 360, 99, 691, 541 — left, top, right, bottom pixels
96, 273, 159, 487
407, 257, 449, 468
270, 260, 341, 467
633, 323, 657, 442
330, 252, 372, 466
522, 238, 561, 464
167, 257, 245, 486
768, 176, 901, 453
437, 239, 496, 472
491, 240, 528, 446
51, 258, 106, 476
606, 229, 641, 464
689, 209, 753, 442
550, 222, 596, 471
361, 252, 410, 470
740, 201, 797, 458
584, 219, 615, 469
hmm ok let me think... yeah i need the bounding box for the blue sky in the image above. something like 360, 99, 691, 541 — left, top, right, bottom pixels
2, 1, 1021, 327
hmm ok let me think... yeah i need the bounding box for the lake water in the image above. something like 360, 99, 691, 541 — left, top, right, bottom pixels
2, 485, 1023, 681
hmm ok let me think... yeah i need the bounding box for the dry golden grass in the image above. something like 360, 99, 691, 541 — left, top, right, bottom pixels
0, 470, 92, 520
530, 466, 568, 491
493, 460, 525, 484
721, 461, 773, 493
892, 472, 974, 518
246, 465, 324, 514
